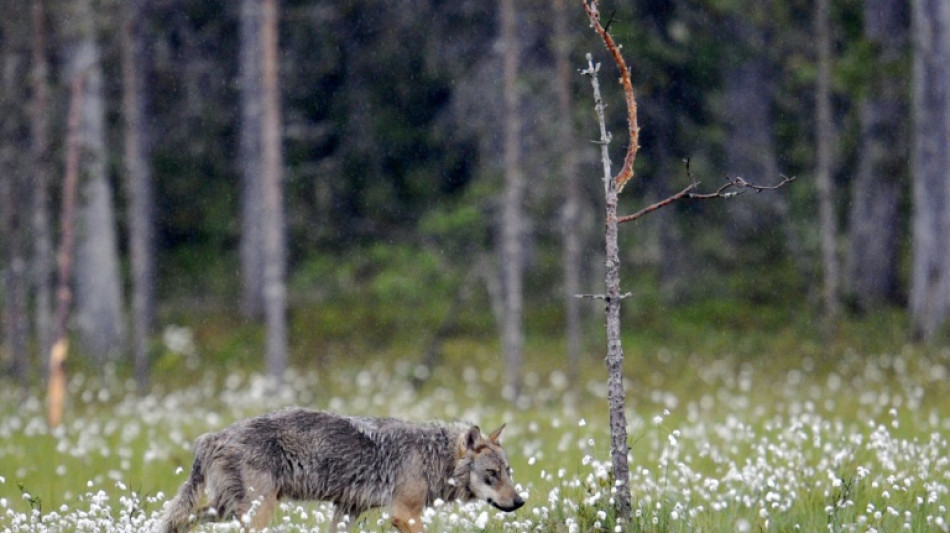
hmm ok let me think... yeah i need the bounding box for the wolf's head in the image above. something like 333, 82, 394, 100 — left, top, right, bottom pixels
457, 424, 525, 512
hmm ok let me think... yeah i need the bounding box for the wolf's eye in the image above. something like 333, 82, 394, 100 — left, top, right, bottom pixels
484, 469, 497, 484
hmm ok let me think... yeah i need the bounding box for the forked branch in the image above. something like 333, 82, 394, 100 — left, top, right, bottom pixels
582, 0, 638, 193
617, 160, 797, 224
583, 0, 796, 225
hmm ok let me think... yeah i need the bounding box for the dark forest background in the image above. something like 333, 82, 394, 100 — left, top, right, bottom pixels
2, 0, 947, 393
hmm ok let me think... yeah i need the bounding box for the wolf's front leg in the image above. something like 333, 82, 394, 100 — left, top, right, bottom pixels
390, 502, 425, 533
390, 512, 424, 533
390, 476, 428, 533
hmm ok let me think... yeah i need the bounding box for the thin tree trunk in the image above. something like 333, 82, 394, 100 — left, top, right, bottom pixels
909, 0, 950, 340
122, 0, 155, 391
70, 0, 126, 360
31, 0, 54, 373
584, 54, 632, 524
721, 43, 809, 282
240, 0, 265, 320
1, 24, 29, 387
846, 0, 907, 310
720, 10, 803, 275
815, 0, 840, 320
261, 0, 287, 379
48, 72, 85, 429
723, 59, 785, 229
499, 0, 525, 398
554, 0, 582, 382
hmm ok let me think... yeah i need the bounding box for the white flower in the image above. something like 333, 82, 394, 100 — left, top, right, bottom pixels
474, 511, 489, 529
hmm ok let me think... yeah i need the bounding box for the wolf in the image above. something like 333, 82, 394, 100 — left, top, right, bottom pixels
156, 408, 525, 533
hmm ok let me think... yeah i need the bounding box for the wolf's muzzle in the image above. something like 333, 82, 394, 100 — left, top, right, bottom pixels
488, 495, 525, 512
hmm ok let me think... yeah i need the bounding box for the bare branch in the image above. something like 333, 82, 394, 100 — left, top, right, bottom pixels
582, 0, 639, 193
617, 160, 796, 224
574, 292, 632, 300
616, 181, 700, 223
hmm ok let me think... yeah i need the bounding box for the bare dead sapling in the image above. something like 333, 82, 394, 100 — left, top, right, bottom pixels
580, 0, 796, 522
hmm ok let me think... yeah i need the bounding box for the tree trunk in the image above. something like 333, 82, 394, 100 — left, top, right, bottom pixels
122, 0, 155, 391
723, 59, 785, 230
31, 0, 54, 374
584, 54, 633, 524
0, 39, 29, 387
719, 10, 801, 273
48, 72, 86, 428
909, 0, 950, 340
240, 0, 265, 320
554, 0, 582, 382
499, 0, 525, 398
815, 0, 841, 320
638, 6, 686, 299
68, 0, 126, 360
846, 0, 907, 310
261, 0, 287, 379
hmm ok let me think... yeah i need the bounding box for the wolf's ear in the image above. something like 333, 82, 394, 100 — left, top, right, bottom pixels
488, 423, 506, 444
463, 425, 484, 452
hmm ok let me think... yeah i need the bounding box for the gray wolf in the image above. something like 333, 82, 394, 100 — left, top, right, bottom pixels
157, 408, 525, 533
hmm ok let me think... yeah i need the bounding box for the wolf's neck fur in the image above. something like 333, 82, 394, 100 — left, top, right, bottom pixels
419, 425, 476, 506
343, 416, 480, 508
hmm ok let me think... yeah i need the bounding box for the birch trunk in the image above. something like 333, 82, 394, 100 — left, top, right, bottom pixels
261, 0, 288, 379
846, 0, 907, 310
554, 0, 583, 381
69, 0, 126, 360
240, 0, 265, 320
1, 42, 29, 386
723, 59, 785, 230
31, 0, 54, 373
122, 0, 155, 391
909, 0, 950, 340
720, 12, 799, 269
815, 0, 840, 320
499, 0, 525, 397
48, 73, 85, 428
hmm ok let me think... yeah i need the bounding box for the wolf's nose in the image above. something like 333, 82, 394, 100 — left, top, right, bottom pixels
513, 495, 525, 509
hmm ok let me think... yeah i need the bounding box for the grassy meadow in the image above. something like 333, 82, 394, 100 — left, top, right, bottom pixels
1, 308, 950, 532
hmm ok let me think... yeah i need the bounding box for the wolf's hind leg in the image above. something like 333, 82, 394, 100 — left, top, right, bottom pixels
195, 505, 218, 524
207, 477, 246, 522
330, 506, 355, 532
246, 492, 277, 530
157, 471, 206, 532
236, 471, 277, 530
